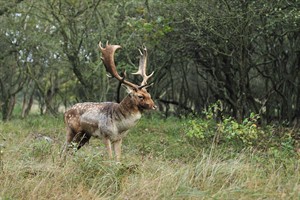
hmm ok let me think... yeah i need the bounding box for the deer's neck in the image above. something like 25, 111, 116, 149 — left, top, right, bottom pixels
111, 95, 141, 131
118, 95, 140, 117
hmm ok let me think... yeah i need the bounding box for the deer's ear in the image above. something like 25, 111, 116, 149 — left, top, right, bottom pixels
123, 85, 137, 94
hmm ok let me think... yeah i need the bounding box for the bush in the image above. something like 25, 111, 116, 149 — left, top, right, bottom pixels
218, 113, 262, 146
184, 101, 298, 152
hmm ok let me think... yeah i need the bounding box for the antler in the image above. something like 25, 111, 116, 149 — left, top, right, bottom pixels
99, 41, 137, 89
132, 46, 154, 86
99, 42, 154, 89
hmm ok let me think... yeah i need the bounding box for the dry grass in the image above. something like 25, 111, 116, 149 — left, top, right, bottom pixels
0, 115, 299, 199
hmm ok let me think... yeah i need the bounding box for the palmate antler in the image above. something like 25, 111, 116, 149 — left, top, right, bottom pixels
99, 41, 154, 89
132, 46, 154, 86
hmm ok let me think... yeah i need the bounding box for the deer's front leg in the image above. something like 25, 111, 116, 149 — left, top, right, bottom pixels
113, 139, 122, 162
103, 137, 113, 159
60, 127, 76, 157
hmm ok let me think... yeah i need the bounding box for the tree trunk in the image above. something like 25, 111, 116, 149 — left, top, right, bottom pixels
21, 90, 34, 118
2, 95, 15, 121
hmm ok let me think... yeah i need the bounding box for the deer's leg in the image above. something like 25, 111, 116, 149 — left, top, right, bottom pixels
61, 127, 76, 156
103, 137, 113, 159
113, 139, 122, 162
60, 127, 77, 165
73, 132, 90, 150
77, 133, 91, 150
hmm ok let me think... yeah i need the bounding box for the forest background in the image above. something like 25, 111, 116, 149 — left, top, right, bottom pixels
1, 0, 300, 125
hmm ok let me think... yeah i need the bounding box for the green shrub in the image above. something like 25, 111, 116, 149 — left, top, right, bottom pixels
184, 101, 297, 152
185, 118, 215, 140
218, 112, 263, 146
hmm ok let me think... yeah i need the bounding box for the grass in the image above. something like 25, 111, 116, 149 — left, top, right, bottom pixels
0, 114, 299, 199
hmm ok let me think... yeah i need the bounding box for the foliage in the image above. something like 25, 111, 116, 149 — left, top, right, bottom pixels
185, 101, 299, 153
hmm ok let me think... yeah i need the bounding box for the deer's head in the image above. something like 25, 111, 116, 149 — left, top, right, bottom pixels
99, 42, 156, 111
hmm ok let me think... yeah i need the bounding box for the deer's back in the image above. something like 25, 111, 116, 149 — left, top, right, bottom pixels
64, 102, 141, 141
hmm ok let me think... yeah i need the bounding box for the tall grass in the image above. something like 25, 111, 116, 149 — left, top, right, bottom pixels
0, 115, 299, 199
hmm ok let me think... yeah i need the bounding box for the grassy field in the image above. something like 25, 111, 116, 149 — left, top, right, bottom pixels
0, 114, 299, 199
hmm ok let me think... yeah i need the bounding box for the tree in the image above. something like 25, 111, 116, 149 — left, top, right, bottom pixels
33, 0, 107, 102
0, 5, 29, 120
153, 0, 300, 123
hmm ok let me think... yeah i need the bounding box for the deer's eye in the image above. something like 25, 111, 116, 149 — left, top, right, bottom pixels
138, 95, 144, 100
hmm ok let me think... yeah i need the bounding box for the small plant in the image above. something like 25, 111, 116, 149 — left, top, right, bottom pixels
185, 118, 215, 140
0, 144, 4, 172
0, 131, 5, 173
218, 112, 263, 146
185, 101, 220, 142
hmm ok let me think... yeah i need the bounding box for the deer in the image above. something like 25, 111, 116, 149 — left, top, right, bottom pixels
61, 42, 156, 162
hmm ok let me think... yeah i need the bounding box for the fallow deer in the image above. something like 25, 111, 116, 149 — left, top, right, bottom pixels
61, 42, 156, 161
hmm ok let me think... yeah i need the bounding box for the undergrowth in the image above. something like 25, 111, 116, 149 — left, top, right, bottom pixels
185, 101, 300, 155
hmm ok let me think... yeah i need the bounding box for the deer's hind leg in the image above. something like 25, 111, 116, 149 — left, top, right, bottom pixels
75, 132, 91, 150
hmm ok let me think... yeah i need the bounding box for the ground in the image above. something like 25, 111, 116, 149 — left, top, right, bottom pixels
0, 115, 299, 199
